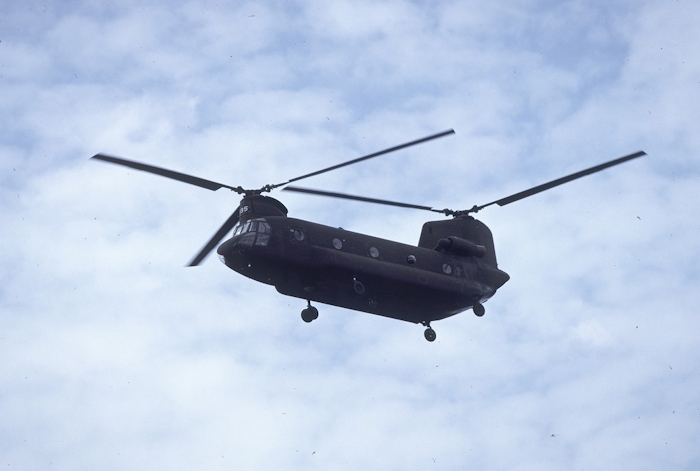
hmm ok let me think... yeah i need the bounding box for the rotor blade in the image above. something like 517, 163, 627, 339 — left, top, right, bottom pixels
91, 154, 244, 193
474, 150, 647, 212
187, 209, 240, 266
283, 186, 444, 213
271, 129, 455, 189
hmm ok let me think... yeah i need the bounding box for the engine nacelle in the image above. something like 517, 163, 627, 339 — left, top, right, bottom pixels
434, 236, 486, 258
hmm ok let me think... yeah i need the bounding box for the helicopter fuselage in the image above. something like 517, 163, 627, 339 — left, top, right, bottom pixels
90, 134, 644, 340
216, 214, 510, 324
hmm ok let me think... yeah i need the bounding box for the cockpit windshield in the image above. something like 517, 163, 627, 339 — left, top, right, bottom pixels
232, 218, 271, 246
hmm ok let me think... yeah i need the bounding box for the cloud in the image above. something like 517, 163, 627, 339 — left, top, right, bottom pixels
2, 0, 700, 469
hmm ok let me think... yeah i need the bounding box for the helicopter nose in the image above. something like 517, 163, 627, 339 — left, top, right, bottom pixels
216, 238, 237, 262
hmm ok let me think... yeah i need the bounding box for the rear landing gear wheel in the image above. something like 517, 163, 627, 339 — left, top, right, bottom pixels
424, 327, 437, 342
301, 303, 319, 323
473, 302, 485, 317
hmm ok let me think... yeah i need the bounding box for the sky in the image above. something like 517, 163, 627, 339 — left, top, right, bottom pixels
2, 0, 700, 469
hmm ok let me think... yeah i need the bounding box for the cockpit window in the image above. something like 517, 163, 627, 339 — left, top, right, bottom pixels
257, 221, 270, 234
232, 218, 271, 246
233, 222, 244, 236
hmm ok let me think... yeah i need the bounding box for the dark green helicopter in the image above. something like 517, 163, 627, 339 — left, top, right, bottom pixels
91, 130, 645, 341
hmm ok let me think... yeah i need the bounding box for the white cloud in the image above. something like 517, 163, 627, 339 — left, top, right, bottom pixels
2, 0, 700, 469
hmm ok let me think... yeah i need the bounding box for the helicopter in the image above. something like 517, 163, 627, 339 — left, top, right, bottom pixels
91, 130, 645, 341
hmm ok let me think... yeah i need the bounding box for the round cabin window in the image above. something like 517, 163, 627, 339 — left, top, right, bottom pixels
333, 238, 343, 249
369, 247, 379, 258
442, 263, 452, 275
293, 229, 305, 241
407, 255, 416, 266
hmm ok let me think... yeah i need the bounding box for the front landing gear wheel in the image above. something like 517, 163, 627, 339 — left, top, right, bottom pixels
473, 302, 485, 317
301, 304, 319, 323
424, 327, 436, 342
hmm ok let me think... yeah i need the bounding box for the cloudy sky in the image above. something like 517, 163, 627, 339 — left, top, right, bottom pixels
2, 0, 699, 469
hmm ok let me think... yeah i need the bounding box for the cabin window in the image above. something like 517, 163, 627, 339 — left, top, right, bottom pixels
291, 228, 305, 241
369, 247, 379, 258
442, 263, 452, 275
333, 238, 343, 249
407, 255, 416, 266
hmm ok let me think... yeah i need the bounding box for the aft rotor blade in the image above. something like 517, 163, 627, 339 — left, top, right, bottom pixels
91, 154, 244, 193
474, 150, 647, 212
271, 129, 455, 189
283, 186, 444, 213
188, 209, 240, 266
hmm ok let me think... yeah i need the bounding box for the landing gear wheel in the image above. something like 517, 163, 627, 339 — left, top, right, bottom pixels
301, 305, 319, 323
424, 327, 437, 342
473, 302, 485, 317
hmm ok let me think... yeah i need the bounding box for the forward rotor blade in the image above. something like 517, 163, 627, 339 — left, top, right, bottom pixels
474, 150, 647, 212
283, 186, 443, 213
188, 209, 240, 266
271, 129, 455, 189
91, 154, 244, 193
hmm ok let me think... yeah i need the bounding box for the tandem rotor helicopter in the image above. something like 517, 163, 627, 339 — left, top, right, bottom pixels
91, 130, 645, 341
